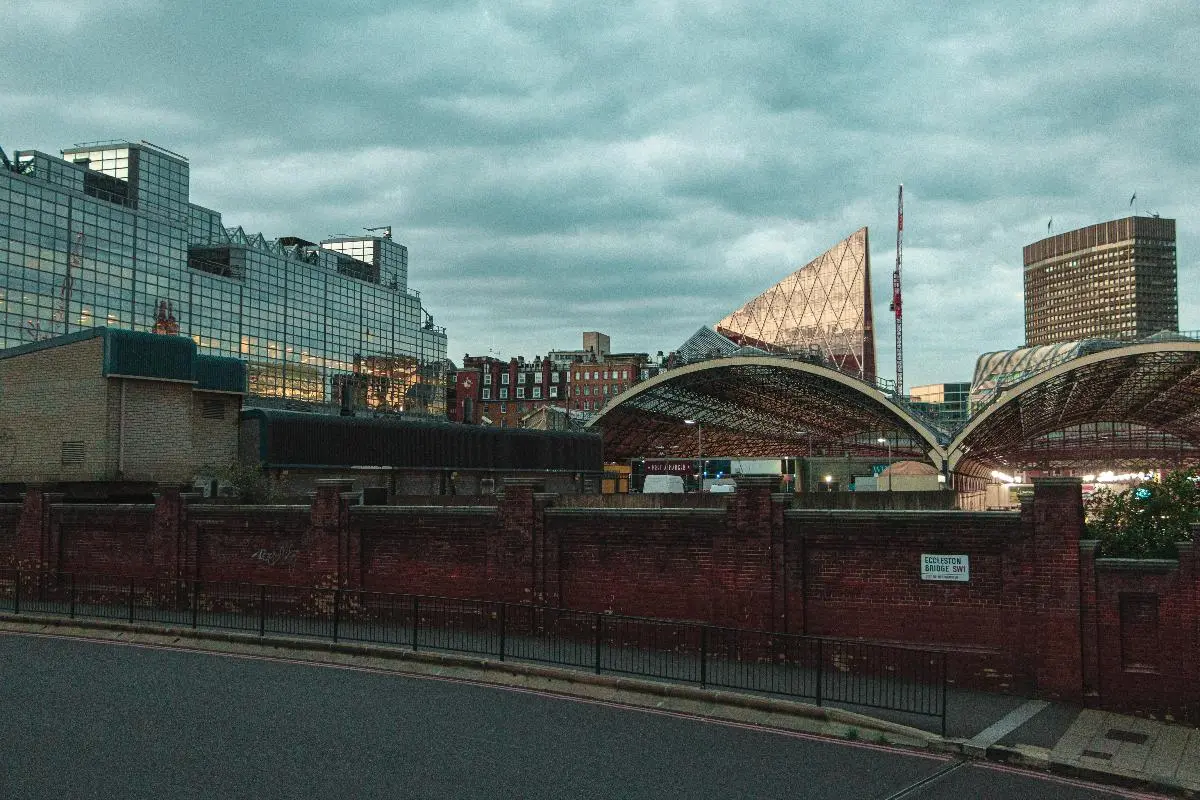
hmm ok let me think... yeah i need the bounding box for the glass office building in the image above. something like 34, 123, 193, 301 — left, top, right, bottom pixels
0, 139, 447, 415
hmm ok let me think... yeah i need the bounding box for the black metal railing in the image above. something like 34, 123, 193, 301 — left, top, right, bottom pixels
0, 569, 947, 734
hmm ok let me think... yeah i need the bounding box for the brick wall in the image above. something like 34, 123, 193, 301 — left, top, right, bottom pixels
352, 506, 498, 598
1085, 531, 1200, 722
0, 503, 21, 567
190, 392, 241, 474
0, 338, 109, 483
116, 378, 198, 483
2, 477, 1198, 721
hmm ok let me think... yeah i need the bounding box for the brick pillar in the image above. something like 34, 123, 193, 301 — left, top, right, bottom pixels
769, 492, 792, 634
717, 476, 777, 630
1078, 539, 1100, 704
1177, 526, 1199, 721
490, 478, 543, 604
149, 488, 184, 580
1030, 477, 1085, 702
533, 491, 558, 606
15, 485, 52, 572
307, 479, 354, 588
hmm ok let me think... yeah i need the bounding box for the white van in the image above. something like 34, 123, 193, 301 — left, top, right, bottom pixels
642, 474, 685, 494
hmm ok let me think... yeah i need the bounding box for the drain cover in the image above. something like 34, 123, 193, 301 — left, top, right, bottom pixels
1082, 750, 1114, 760
1106, 729, 1150, 745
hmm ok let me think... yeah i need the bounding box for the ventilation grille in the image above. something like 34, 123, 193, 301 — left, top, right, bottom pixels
200, 397, 225, 420
61, 441, 85, 465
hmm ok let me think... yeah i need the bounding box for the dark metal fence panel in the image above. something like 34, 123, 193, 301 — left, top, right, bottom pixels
0, 569, 947, 730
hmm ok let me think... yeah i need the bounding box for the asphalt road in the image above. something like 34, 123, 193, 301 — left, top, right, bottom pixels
0, 633, 1155, 799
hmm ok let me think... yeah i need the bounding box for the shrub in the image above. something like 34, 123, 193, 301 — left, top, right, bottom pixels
1086, 468, 1200, 559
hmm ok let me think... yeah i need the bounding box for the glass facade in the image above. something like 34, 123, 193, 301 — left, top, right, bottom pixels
714, 227, 876, 380
0, 139, 447, 415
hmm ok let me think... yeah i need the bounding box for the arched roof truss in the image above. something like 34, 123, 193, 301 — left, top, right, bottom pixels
588, 357, 944, 463
950, 342, 1200, 472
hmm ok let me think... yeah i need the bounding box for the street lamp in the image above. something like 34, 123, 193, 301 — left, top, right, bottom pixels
877, 437, 892, 491
684, 419, 703, 490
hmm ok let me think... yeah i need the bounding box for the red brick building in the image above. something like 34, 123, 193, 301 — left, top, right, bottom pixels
450, 354, 569, 427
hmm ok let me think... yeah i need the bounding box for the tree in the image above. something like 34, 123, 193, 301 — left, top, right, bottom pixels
1085, 468, 1200, 558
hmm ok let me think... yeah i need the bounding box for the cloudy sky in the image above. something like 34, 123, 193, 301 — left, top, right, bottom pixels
3, 0, 1197, 387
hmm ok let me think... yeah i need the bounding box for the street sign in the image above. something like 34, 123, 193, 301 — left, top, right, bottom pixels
921, 554, 969, 582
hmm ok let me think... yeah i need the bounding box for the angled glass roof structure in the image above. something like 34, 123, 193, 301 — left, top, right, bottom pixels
715, 228, 876, 381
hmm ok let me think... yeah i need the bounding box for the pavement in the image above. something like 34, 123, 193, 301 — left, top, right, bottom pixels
1, 612, 1196, 798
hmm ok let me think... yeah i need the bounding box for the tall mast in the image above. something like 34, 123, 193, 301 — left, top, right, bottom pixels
892, 184, 904, 396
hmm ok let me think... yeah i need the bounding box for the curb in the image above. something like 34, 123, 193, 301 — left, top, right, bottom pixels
985, 743, 1197, 799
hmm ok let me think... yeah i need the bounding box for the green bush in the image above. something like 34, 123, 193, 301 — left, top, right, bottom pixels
1085, 468, 1200, 559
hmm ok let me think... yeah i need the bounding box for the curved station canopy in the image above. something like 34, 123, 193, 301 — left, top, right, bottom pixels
588, 356, 943, 465
950, 341, 1200, 476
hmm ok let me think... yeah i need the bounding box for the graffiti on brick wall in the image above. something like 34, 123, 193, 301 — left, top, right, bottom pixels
250, 542, 299, 567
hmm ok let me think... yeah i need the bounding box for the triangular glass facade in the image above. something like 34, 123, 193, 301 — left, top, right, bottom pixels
715, 227, 876, 380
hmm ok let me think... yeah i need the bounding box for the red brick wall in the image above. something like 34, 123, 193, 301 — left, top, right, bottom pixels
352, 506, 497, 598
52, 504, 158, 576
0, 503, 20, 568
1085, 534, 1200, 722
3, 477, 1198, 722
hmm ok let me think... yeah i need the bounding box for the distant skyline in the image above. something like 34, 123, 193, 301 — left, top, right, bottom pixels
3, 0, 1196, 387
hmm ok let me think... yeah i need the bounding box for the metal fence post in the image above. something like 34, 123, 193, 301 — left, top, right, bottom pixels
69, 573, 76, 619
594, 613, 603, 675
332, 589, 341, 643
699, 626, 708, 688
258, 585, 267, 637
940, 652, 949, 738
411, 595, 420, 650
192, 581, 200, 629
128, 577, 136, 623
499, 603, 507, 662
815, 638, 823, 706
14, 568, 20, 614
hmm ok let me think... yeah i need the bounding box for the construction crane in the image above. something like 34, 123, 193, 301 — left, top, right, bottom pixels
890, 184, 904, 397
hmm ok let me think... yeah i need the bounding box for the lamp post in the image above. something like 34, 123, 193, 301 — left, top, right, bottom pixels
877, 437, 892, 491
684, 419, 703, 491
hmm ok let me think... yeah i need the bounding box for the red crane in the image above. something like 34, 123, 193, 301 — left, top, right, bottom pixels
891, 185, 904, 396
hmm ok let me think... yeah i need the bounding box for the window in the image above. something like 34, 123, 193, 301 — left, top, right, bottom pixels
549, 386, 558, 398
483, 372, 492, 385
551, 372, 559, 383
584, 400, 591, 410
482, 388, 491, 400
532, 387, 542, 399
623, 370, 629, 380
499, 388, 508, 399
603, 370, 609, 380
516, 387, 525, 399
501, 373, 510, 384
611, 384, 618, 394
574, 371, 580, 380
500, 402, 507, 413
584, 386, 591, 396
603, 385, 609, 396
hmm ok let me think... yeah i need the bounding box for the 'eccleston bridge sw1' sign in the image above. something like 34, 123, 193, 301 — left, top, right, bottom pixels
921, 554, 969, 582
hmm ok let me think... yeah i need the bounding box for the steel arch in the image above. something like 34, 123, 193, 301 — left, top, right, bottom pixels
587, 356, 945, 464
949, 341, 1200, 473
